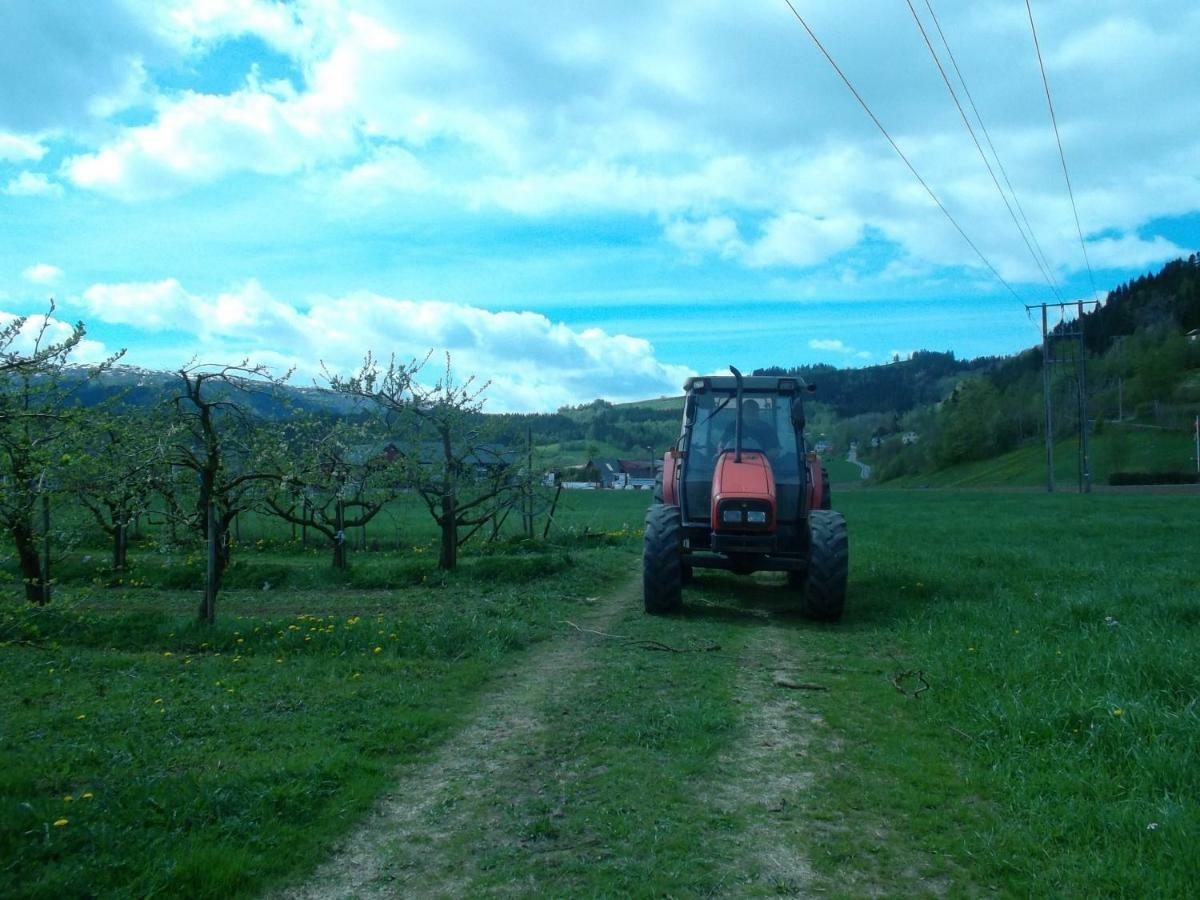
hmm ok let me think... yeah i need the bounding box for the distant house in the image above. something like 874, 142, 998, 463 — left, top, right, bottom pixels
901, 431, 920, 445
588, 458, 624, 489
580, 457, 656, 489
1187, 328, 1199, 343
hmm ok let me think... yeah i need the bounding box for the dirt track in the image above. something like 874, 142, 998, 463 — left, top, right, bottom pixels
275, 574, 825, 898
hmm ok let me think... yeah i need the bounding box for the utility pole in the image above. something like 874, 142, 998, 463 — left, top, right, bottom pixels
1039, 304, 1054, 492
1028, 300, 1099, 494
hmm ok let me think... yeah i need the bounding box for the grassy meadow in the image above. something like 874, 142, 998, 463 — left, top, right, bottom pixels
2, 486, 1198, 896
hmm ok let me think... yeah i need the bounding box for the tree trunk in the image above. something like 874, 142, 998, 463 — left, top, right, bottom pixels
332, 500, 347, 569
113, 521, 127, 571
439, 492, 457, 570
15, 518, 47, 604
200, 503, 224, 624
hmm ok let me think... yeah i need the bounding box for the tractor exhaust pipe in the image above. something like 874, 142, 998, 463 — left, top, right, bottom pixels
730, 365, 744, 463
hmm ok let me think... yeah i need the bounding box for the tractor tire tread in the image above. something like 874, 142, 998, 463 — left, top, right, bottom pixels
643, 503, 683, 614
804, 509, 848, 621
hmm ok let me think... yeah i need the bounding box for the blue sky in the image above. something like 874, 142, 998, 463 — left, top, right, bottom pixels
1, 0, 1197, 411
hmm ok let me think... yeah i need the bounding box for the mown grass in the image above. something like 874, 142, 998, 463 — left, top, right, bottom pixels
797, 490, 1200, 895
0, 492, 646, 899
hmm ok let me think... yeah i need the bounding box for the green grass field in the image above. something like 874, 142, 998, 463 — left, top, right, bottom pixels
2, 488, 1198, 896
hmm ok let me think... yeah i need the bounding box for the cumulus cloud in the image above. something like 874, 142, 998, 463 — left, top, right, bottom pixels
6, 0, 1199, 293
22, 263, 63, 286
72, 278, 692, 411
1085, 233, 1186, 270
65, 79, 358, 200
0, 132, 45, 162
3, 172, 64, 197
0, 309, 108, 363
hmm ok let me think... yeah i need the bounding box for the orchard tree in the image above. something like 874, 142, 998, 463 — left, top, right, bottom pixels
0, 306, 121, 602
67, 407, 167, 571
166, 361, 289, 623
261, 413, 404, 568
329, 352, 524, 570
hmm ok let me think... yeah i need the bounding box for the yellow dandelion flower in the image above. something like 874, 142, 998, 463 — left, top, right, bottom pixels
63, 795, 73, 803
153, 698, 163, 705
75, 714, 86, 721
82, 792, 93, 800
163, 652, 173, 657
53, 818, 68, 827
373, 646, 382, 654
1112, 707, 1124, 717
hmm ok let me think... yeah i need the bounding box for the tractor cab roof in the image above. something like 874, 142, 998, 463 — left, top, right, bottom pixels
683, 374, 809, 396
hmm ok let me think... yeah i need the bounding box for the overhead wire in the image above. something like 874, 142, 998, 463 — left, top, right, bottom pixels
779, 0, 1028, 309
1025, 0, 1100, 301
908, 0, 1065, 302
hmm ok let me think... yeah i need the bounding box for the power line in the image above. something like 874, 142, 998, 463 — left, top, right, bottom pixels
780, 0, 1027, 308
915, 0, 1065, 302
1025, 0, 1099, 300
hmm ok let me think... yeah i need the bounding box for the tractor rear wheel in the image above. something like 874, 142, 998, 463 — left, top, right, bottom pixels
803, 510, 848, 621
643, 503, 683, 614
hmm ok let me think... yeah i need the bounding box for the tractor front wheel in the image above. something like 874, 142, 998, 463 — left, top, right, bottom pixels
643, 503, 684, 614
803, 509, 848, 621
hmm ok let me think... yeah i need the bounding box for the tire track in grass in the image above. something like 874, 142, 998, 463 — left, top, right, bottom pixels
714, 627, 819, 897
274, 575, 640, 900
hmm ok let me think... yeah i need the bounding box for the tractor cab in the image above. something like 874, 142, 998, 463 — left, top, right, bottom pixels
645, 367, 847, 620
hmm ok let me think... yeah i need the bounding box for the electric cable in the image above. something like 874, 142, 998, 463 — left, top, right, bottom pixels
907, 0, 1064, 302
1025, 0, 1099, 300
922, 0, 1063, 299
780, 0, 1028, 308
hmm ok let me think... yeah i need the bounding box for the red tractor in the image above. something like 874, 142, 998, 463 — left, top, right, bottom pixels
643, 367, 848, 620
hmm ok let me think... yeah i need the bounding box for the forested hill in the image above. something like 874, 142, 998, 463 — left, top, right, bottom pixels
755, 253, 1200, 421
753, 350, 996, 418
1075, 253, 1200, 352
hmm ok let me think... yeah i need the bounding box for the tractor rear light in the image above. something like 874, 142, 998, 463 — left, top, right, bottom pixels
745, 510, 767, 524
722, 509, 744, 524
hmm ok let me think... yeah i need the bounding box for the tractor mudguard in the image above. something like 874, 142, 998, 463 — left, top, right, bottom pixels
661, 449, 680, 506
805, 453, 825, 510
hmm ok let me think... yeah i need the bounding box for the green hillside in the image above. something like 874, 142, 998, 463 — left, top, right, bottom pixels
876, 424, 1197, 488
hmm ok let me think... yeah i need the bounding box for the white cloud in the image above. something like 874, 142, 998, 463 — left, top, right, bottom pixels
0, 132, 45, 162
808, 338, 870, 361
22, 263, 63, 285
72, 278, 693, 410
64, 78, 358, 200
3, 172, 64, 197
1085, 233, 1186, 270
0, 309, 108, 363
809, 339, 851, 353
745, 212, 864, 269
6, 0, 1199, 295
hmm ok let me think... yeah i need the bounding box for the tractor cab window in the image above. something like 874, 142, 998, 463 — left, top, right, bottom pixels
682, 392, 802, 522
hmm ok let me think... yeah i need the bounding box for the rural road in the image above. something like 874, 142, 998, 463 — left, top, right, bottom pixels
847, 445, 871, 479
273, 573, 828, 897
